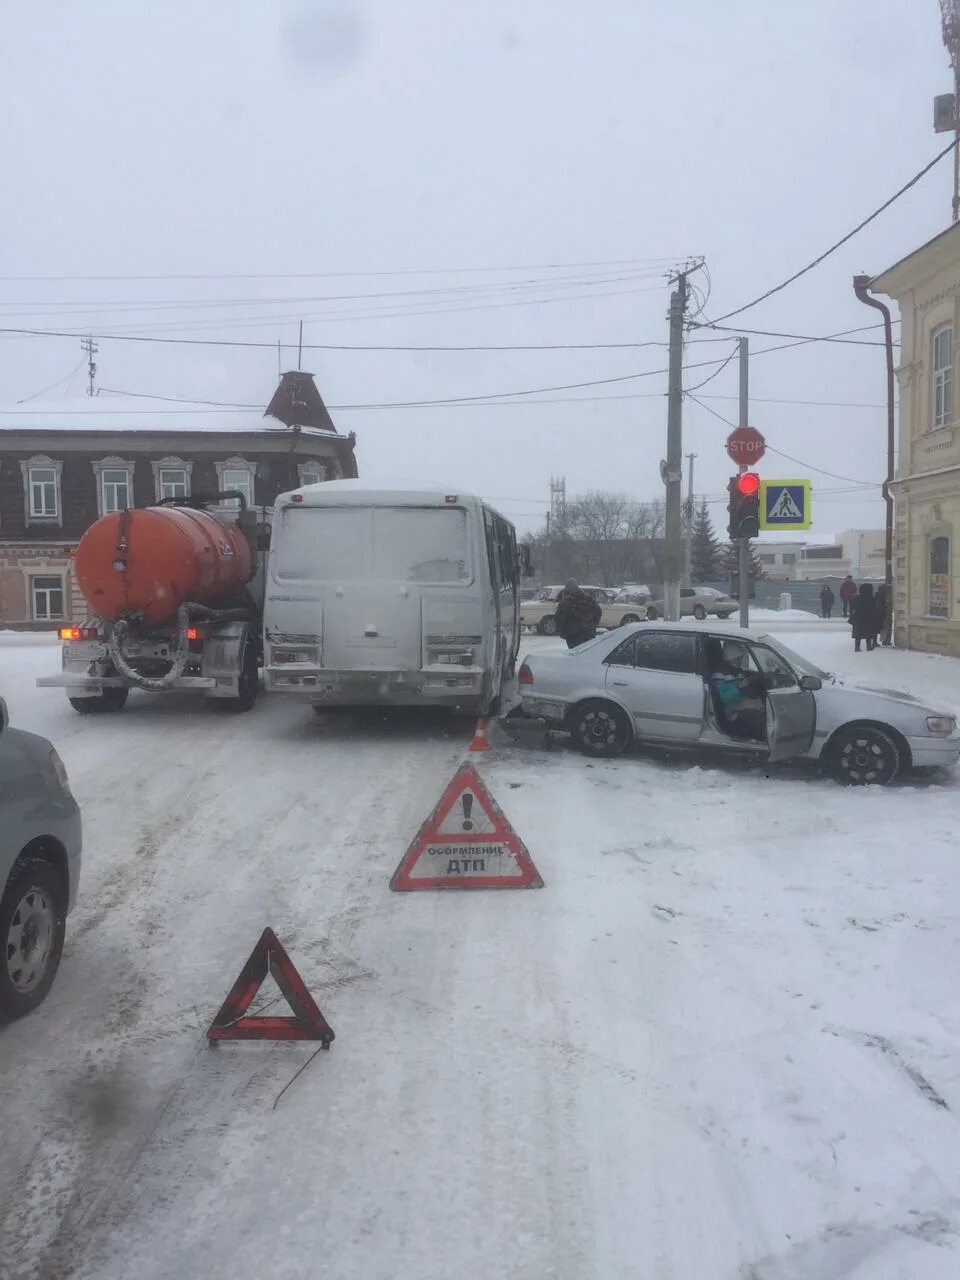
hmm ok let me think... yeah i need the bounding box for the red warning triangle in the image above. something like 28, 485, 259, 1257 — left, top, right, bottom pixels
207, 928, 335, 1045
391, 763, 543, 891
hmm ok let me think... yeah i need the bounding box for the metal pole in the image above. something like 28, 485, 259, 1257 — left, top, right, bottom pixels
663, 273, 687, 621
684, 452, 696, 584
738, 337, 750, 628
853, 275, 895, 645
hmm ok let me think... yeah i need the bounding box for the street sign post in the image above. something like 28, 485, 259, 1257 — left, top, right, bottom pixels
759, 479, 811, 530
725, 426, 766, 466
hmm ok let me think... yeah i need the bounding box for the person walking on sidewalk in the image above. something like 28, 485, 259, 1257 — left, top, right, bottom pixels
556, 579, 602, 649
819, 584, 835, 619
849, 582, 876, 652
839, 575, 857, 618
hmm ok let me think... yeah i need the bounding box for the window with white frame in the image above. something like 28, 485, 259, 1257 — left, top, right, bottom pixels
101, 467, 132, 513
20, 456, 63, 523
92, 458, 134, 516
298, 461, 327, 487
29, 466, 58, 516
216, 457, 257, 508
31, 575, 64, 621
159, 468, 188, 499
933, 324, 953, 429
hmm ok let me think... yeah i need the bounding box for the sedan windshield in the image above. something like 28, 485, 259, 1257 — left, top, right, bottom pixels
759, 635, 832, 680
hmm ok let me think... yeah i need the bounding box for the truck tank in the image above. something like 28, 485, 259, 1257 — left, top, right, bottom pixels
73, 505, 254, 627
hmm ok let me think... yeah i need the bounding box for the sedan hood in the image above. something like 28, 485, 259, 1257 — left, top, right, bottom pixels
844, 683, 924, 706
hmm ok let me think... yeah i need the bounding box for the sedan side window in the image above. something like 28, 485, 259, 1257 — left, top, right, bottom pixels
633, 633, 697, 674
605, 637, 637, 667
750, 645, 797, 689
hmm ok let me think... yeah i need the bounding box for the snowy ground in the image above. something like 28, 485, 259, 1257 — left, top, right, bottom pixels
1, 627, 959, 1279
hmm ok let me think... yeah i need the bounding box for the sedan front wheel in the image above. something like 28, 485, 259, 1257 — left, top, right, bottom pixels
569, 699, 632, 758
829, 726, 901, 786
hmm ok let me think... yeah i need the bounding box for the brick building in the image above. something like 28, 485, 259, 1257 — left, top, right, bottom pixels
0, 371, 357, 629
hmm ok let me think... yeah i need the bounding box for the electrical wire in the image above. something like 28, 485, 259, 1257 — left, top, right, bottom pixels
693, 320, 897, 347
683, 343, 739, 392
684, 392, 881, 485
16, 357, 87, 404
706, 137, 959, 325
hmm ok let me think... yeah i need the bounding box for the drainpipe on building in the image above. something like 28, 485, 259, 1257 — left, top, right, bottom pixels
853, 275, 895, 645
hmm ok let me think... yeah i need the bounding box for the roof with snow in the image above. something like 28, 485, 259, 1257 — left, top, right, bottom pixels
0, 371, 344, 438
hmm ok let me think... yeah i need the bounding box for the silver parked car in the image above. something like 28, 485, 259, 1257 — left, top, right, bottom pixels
517, 624, 960, 784
644, 586, 737, 621
0, 697, 82, 1021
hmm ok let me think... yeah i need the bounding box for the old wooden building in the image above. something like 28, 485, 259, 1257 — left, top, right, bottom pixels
0, 371, 357, 628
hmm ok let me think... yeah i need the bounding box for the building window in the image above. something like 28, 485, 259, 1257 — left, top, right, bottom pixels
151, 457, 194, 502
20, 456, 63, 525
159, 468, 188, 499
933, 324, 953, 429
216, 457, 257, 508
92, 457, 134, 517
929, 535, 950, 618
101, 468, 131, 514
30, 467, 58, 517
782, 553, 797, 565
297, 461, 327, 487
31, 575, 64, 621
757, 553, 775, 565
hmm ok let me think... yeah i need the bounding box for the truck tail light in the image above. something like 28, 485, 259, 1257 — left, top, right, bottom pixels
518, 662, 534, 685
60, 626, 98, 641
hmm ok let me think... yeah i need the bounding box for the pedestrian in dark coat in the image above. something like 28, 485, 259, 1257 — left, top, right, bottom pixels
849, 582, 876, 652
819, 584, 835, 619
556, 579, 602, 649
839, 575, 857, 618
874, 585, 889, 647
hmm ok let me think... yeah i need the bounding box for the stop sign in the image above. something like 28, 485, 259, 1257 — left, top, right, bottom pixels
726, 426, 766, 465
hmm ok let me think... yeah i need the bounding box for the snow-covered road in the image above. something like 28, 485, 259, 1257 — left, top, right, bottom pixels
2, 628, 960, 1279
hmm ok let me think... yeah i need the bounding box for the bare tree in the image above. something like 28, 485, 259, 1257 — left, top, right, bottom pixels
530, 491, 665, 586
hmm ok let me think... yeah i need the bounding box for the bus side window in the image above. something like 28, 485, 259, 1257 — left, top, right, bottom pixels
495, 516, 515, 588
483, 509, 500, 591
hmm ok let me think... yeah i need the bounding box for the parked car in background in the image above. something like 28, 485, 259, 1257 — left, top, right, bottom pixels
516, 623, 960, 784
614, 584, 651, 603
0, 698, 82, 1022
519, 585, 647, 635
644, 586, 737, 621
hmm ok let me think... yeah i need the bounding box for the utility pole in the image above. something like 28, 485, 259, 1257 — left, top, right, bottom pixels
663, 273, 687, 620
738, 337, 750, 628
684, 452, 696, 584
81, 335, 97, 397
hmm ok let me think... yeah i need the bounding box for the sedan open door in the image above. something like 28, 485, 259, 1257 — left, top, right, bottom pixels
750, 641, 817, 762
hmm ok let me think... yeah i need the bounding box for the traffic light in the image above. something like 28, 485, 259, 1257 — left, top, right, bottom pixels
727, 471, 760, 539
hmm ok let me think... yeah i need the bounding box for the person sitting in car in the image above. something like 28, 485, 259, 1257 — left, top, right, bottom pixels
556, 579, 602, 649
708, 639, 765, 741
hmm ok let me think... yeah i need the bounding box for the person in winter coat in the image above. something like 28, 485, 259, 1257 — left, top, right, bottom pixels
874, 584, 889, 647
819, 584, 835, 619
849, 582, 876, 652
839, 575, 857, 618
556, 579, 602, 649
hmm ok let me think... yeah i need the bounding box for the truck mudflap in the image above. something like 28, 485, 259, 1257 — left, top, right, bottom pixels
37, 673, 216, 692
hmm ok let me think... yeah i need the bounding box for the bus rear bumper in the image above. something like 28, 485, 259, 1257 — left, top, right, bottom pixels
266, 666, 484, 707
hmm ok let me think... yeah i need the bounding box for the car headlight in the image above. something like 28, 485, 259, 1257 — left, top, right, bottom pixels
48, 748, 74, 797
925, 715, 957, 736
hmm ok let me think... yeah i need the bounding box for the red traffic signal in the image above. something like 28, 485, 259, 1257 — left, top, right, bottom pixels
728, 473, 760, 539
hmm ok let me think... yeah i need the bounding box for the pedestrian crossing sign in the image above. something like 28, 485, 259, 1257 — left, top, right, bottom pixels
759, 479, 811, 530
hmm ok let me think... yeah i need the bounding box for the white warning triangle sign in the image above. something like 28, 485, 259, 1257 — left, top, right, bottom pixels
390, 763, 543, 891
769, 487, 803, 520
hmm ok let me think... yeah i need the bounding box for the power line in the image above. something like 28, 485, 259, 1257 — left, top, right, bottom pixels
16, 356, 87, 404
708, 138, 960, 325
693, 320, 898, 347
684, 392, 881, 485
683, 342, 738, 392
0, 255, 694, 283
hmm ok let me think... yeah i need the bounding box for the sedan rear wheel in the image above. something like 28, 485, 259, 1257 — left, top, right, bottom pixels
645, 605, 659, 621
829, 726, 901, 786
0, 860, 66, 1023
693, 604, 707, 620
539, 616, 558, 636
620, 613, 640, 626
570, 699, 632, 758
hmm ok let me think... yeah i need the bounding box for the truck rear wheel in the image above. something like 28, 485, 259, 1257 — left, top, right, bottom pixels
209, 630, 259, 713
68, 687, 128, 715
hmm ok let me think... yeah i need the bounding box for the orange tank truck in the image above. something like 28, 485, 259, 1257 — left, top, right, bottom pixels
38, 497, 269, 714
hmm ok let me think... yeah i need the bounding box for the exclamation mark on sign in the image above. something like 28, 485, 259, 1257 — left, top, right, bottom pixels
461, 793, 474, 831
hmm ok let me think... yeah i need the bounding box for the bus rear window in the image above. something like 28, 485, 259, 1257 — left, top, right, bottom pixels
275, 506, 471, 583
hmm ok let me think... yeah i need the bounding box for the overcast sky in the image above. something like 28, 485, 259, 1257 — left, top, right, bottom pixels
0, 0, 951, 539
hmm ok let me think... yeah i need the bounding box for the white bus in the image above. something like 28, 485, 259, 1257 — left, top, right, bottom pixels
263, 481, 530, 715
